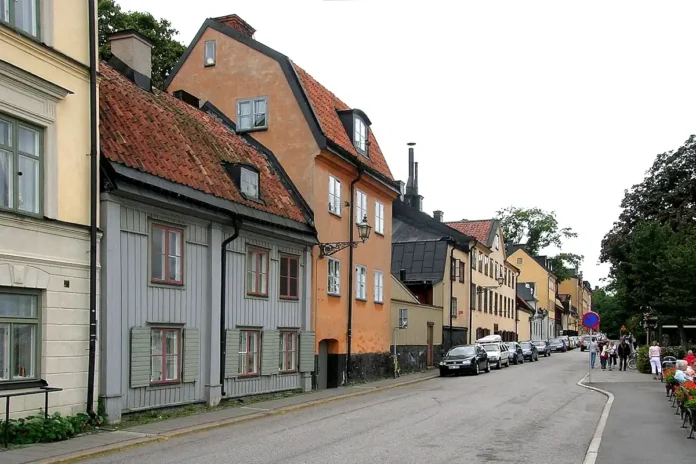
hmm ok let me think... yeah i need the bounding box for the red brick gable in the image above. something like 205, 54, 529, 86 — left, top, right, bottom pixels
446, 220, 494, 244
292, 64, 394, 181
99, 63, 307, 224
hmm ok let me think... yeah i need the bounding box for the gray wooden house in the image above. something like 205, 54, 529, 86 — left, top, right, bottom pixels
98, 32, 317, 422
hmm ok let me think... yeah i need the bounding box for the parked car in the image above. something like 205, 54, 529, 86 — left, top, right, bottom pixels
507, 342, 525, 365
548, 338, 567, 352
558, 335, 573, 349
519, 341, 539, 361
580, 335, 597, 352
532, 340, 552, 357
439, 345, 490, 376
480, 343, 510, 369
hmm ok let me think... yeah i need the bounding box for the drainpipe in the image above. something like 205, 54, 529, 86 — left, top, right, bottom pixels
86, 0, 98, 417
448, 243, 455, 350
469, 242, 475, 344
346, 167, 363, 382
220, 219, 242, 396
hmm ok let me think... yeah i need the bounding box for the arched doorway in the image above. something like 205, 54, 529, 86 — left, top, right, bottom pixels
317, 339, 340, 390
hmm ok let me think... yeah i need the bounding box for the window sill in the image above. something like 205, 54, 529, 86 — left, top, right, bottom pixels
204, 63, 216, 68
0, 379, 45, 391
246, 293, 269, 300
241, 193, 266, 205
150, 280, 185, 289
235, 374, 260, 380
355, 297, 367, 302
328, 210, 342, 219
374, 300, 384, 305
328, 292, 341, 298
279, 370, 297, 375
236, 126, 268, 134
147, 382, 182, 391
280, 296, 300, 301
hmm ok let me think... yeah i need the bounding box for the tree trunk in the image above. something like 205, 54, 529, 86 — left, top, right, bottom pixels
677, 318, 687, 353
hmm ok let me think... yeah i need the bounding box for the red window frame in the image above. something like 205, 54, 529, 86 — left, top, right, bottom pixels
279, 254, 299, 300
238, 330, 260, 377
150, 328, 181, 385
151, 224, 184, 285
279, 331, 297, 373
246, 248, 269, 297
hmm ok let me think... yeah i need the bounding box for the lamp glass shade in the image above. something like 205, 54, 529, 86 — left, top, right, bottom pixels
496, 276, 504, 285
357, 221, 372, 241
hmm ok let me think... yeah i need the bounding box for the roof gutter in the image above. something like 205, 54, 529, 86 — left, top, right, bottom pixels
220, 218, 242, 397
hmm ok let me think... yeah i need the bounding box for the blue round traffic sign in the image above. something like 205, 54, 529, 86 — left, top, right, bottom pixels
582, 311, 600, 329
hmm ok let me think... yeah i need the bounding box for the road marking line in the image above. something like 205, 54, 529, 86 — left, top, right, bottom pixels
577, 373, 615, 464
241, 406, 271, 411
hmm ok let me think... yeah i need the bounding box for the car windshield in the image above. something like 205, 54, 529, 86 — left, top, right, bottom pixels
521, 342, 532, 348
532, 341, 545, 346
550, 339, 561, 343
447, 346, 475, 357
482, 345, 500, 352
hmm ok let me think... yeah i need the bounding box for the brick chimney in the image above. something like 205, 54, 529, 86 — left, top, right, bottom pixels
107, 30, 153, 90
215, 14, 256, 38
433, 211, 444, 222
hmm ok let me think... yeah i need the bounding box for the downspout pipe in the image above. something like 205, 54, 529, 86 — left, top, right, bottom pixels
469, 242, 475, 344
346, 167, 364, 382
448, 243, 455, 350
220, 219, 242, 396
86, 0, 98, 417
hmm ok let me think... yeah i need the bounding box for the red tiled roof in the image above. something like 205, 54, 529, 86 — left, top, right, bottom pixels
99, 63, 307, 224
292, 65, 394, 181
446, 220, 494, 243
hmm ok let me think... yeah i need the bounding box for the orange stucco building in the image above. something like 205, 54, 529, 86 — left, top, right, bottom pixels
165, 15, 399, 388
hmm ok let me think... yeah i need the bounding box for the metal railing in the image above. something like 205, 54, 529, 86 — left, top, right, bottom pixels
1, 387, 63, 448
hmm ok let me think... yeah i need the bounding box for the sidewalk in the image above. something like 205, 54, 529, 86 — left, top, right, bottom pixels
587, 367, 695, 464
0, 371, 437, 464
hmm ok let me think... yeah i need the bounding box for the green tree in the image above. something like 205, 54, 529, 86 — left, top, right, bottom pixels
601, 135, 696, 351
497, 207, 577, 256
98, 0, 185, 89
497, 207, 582, 282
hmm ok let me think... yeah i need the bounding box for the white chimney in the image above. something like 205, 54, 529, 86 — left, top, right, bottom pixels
107, 30, 153, 79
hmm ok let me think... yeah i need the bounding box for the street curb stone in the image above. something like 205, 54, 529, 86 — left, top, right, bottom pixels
29, 373, 439, 464
577, 374, 615, 464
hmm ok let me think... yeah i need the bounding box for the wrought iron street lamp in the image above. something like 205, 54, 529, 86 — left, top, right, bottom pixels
318, 218, 372, 259
477, 275, 505, 294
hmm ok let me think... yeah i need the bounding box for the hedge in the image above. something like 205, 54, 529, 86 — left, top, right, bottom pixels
637, 345, 696, 374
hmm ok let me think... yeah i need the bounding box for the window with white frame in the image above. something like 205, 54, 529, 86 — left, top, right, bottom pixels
237, 97, 267, 131
355, 190, 367, 224
1, 0, 38, 37
328, 258, 340, 295
238, 330, 260, 375
374, 270, 384, 303
0, 292, 38, 384
451, 297, 458, 318
150, 328, 181, 384
246, 248, 269, 297
374, 201, 384, 234
204, 40, 216, 66
354, 117, 367, 154
279, 331, 297, 372
355, 265, 367, 299
0, 115, 42, 215
240, 167, 259, 198
398, 308, 408, 328
151, 224, 184, 285
328, 175, 341, 216
494, 234, 500, 250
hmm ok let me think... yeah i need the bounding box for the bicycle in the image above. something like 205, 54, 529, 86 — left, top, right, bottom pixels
392, 354, 401, 379
627, 351, 637, 370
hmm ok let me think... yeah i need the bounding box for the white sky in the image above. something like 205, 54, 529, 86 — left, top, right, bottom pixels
117, 0, 696, 287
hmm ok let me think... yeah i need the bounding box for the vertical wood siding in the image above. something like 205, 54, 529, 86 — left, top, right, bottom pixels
118, 204, 210, 412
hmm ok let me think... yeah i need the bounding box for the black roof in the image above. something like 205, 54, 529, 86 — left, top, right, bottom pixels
391, 240, 449, 284
516, 282, 536, 302
392, 200, 474, 248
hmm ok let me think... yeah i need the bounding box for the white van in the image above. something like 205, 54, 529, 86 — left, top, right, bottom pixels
476, 335, 510, 369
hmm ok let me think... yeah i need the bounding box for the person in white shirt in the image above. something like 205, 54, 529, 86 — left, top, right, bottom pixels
648, 341, 662, 380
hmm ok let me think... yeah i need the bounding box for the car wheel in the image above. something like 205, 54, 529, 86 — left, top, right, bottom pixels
485, 362, 491, 373
521, 357, 524, 364
439, 369, 447, 377
544, 352, 548, 357
474, 363, 480, 376
496, 360, 501, 370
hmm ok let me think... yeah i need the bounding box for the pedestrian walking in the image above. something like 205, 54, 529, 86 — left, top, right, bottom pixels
609, 341, 617, 371
588, 336, 597, 369
618, 338, 630, 371
649, 341, 662, 380
600, 341, 609, 370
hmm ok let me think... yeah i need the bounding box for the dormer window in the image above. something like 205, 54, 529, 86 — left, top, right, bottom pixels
354, 117, 367, 154
204, 40, 216, 67
240, 167, 259, 198
494, 234, 500, 250
223, 163, 261, 201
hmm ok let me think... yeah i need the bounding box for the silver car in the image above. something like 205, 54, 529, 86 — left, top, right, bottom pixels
481, 343, 510, 369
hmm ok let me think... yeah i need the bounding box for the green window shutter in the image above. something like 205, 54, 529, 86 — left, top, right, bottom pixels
225, 329, 240, 378
261, 330, 280, 376
299, 332, 316, 373
183, 328, 200, 383
130, 327, 151, 388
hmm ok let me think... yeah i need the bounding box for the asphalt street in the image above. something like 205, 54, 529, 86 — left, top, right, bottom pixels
84, 350, 605, 464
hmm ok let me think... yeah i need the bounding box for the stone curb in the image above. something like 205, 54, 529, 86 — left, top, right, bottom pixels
31, 373, 439, 464
577, 374, 615, 464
